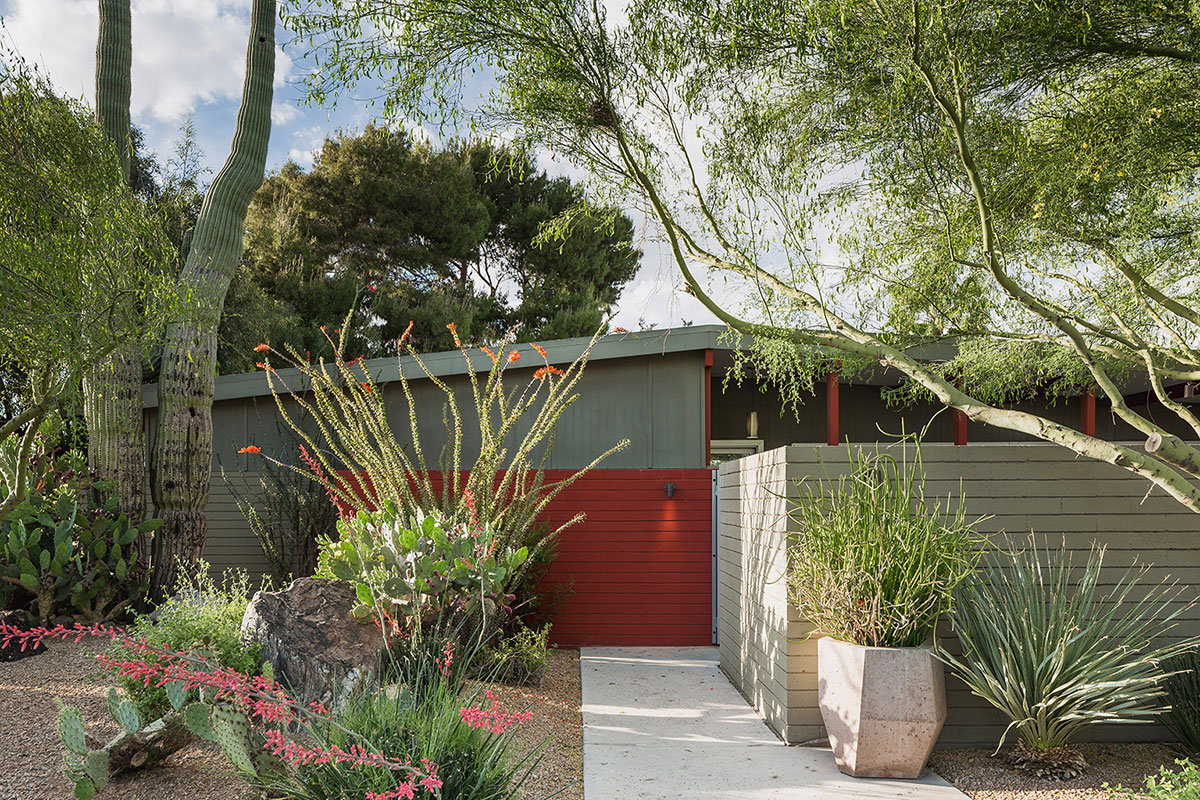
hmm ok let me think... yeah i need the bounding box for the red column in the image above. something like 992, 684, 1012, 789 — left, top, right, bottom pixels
704, 349, 713, 464
1081, 385, 1096, 437
826, 370, 839, 446
954, 407, 968, 446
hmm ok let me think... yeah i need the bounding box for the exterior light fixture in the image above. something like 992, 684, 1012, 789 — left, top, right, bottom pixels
746, 410, 759, 439
665, 482, 676, 498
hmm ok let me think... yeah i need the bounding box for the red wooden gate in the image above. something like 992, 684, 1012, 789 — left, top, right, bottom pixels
536, 469, 714, 646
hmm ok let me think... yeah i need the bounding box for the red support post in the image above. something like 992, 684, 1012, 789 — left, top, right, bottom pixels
704, 349, 713, 465
953, 408, 968, 446
826, 370, 839, 446
1081, 385, 1096, 437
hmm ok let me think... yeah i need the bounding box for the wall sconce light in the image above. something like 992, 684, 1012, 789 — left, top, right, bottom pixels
664, 482, 676, 498
746, 410, 759, 439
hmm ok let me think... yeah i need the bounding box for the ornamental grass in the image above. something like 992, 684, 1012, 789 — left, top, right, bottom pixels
786, 433, 988, 648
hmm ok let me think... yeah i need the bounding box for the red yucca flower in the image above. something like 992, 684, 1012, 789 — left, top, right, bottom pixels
238, 445, 262, 454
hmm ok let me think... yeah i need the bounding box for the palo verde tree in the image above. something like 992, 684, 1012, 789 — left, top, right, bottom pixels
80, 0, 276, 598
281, 0, 1200, 511
0, 56, 172, 522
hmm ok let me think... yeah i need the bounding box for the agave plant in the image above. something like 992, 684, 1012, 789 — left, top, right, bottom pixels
1159, 648, 1200, 757
941, 539, 1198, 779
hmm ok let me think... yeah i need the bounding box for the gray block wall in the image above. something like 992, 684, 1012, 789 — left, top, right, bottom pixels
717, 442, 1200, 748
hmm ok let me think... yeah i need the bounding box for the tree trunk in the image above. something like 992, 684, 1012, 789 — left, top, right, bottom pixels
86, 0, 147, 530
148, 0, 275, 601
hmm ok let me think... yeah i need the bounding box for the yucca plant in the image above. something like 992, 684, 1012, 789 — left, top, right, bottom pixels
786, 433, 989, 648
942, 540, 1198, 779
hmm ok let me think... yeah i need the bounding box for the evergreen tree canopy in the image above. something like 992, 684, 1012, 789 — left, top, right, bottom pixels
219, 126, 639, 371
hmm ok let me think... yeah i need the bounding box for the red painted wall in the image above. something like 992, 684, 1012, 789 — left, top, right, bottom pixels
536, 469, 714, 647
335, 468, 715, 647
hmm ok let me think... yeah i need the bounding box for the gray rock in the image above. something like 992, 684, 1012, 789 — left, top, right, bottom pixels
240, 577, 385, 708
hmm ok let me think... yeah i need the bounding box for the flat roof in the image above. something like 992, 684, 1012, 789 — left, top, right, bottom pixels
142, 325, 737, 408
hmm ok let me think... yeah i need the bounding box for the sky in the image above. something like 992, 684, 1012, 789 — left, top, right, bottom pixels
0, 0, 725, 332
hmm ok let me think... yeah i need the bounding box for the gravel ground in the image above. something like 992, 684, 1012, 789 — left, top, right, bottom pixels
929, 743, 1184, 800
0, 638, 253, 800
0, 639, 583, 800
489, 648, 584, 800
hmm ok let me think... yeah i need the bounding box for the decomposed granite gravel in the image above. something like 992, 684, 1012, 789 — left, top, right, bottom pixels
0, 638, 584, 800
929, 742, 1185, 800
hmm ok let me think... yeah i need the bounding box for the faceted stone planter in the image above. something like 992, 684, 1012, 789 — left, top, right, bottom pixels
817, 636, 946, 779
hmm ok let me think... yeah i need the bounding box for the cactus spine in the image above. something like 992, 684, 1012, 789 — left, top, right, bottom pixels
84, 0, 147, 531
148, 0, 275, 599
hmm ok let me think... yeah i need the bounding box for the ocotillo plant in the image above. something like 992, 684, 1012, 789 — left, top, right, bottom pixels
149, 0, 276, 600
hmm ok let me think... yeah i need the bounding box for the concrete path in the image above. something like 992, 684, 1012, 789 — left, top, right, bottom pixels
580, 647, 969, 800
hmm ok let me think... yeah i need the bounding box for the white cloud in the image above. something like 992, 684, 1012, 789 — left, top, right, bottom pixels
3, 0, 294, 123
271, 101, 300, 126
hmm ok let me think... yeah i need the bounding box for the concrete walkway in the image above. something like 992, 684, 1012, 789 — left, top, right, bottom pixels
581, 647, 969, 800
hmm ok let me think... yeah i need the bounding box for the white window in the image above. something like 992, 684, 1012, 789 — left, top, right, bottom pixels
709, 439, 764, 467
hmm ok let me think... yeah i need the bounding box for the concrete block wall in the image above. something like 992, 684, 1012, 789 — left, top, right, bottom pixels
718, 442, 1200, 748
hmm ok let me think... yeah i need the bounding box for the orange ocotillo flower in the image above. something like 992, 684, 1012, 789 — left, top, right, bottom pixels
507, 349, 520, 363
254, 343, 270, 352
238, 445, 261, 454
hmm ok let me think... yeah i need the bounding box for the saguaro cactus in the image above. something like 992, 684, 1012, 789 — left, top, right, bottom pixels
149, 0, 275, 599
84, 0, 148, 530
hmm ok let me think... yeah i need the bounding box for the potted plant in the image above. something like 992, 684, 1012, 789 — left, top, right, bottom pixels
787, 434, 987, 778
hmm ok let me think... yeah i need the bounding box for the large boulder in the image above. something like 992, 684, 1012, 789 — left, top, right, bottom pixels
241, 578, 385, 708
0, 610, 45, 662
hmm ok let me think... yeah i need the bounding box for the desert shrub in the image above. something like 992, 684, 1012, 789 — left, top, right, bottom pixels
942, 541, 1197, 778
107, 562, 261, 718
1110, 760, 1200, 800
786, 435, 988, 647
0, 448, 158, 622
1161, 649, 1200, 756
476, 624, 551, 686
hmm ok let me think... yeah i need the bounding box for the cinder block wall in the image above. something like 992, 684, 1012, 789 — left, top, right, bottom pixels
718, 442, 1200, 748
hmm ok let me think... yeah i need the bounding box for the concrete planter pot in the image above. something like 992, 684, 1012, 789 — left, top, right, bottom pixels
817, 636, 946, 779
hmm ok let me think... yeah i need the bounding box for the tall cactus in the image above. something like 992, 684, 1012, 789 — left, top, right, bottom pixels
149, 0, 275, 599
84, 0, 147, 532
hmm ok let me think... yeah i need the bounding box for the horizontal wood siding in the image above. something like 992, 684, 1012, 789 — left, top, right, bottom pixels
538, 469, 715, 646
719, 443, 1200, 747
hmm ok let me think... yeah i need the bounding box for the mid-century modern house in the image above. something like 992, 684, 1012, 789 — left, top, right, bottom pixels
143, 325, 1200, 747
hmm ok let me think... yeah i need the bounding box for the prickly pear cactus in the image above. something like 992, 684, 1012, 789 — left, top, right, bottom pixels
212, 704, 258, 776
57, 704, 109, 800
106, 687, 142, 734
182, 702, 218, 742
